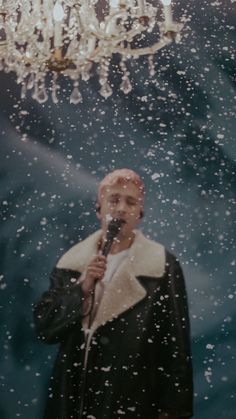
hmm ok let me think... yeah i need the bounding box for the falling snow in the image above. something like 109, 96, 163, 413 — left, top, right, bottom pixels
0, 0, 236, 418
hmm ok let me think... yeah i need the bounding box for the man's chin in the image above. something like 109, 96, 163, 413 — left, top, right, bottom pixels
117, 227, 134, 239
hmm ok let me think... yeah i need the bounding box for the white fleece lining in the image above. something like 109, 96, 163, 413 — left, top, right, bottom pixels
57, 230, 165, 332
57, 230, 165, 277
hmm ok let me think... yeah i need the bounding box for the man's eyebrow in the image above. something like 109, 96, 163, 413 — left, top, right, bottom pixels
108, 193, 138, 201
109, 193, 120, 198
127, 196, 138, 201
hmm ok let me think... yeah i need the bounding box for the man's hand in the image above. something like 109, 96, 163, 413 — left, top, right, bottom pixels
81, 255, 107, 297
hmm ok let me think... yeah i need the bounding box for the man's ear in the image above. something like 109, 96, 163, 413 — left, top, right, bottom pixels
96, 204, 102, 220
140, 210, 144, 219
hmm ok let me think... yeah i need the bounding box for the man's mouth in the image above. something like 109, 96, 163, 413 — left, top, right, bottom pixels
116, 218, 126, 224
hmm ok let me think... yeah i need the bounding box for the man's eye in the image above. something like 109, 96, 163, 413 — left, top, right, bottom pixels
109, 198, 119, 204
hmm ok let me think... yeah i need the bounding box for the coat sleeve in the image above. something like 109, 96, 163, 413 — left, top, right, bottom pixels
33, 267, 86, 344
157, 252, 193, 418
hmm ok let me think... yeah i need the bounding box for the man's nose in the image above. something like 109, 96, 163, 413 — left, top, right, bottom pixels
116, 200, 127, 213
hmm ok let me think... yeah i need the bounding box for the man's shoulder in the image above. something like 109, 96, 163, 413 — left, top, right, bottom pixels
136, 232, 179, 263
135, 231, 164, 251
56, 230, 102, 272
132, 231, 167, 278
132, 231, 181, 279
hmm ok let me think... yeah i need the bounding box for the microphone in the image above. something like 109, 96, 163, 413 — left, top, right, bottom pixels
102, 218, 125, 257
87, 218, 125, 327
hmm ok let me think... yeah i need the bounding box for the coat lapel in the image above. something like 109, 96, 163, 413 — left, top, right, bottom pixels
57, 229, 165, 331
56, 230, 102, 271
91, 258, 147, 333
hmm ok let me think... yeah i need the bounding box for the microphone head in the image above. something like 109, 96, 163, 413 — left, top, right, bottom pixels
107, 218, 125, 239
102, 218, 125, 256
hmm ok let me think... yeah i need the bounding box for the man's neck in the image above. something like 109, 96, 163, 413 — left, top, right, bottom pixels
102, 231, 135, 255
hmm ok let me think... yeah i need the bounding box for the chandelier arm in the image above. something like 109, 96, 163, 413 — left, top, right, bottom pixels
92, 24, 146, 42
83, 36, 171, 63
74, 5, 150, 43
113, 38, 172, 57
102, 9, 144, 35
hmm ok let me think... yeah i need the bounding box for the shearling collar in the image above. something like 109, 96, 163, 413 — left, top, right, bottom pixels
57, 229, 165, 278
57, 230, 165, 331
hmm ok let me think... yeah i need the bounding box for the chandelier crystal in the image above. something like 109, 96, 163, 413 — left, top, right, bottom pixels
0, 0, 185, 104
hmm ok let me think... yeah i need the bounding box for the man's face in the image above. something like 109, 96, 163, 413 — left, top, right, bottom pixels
97, 181, 143, 238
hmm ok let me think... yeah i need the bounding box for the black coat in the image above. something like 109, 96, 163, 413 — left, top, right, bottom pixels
34, 231, 193, 419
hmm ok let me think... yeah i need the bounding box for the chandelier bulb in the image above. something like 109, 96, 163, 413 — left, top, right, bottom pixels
109, 0, 120, 9
161, 0, 173, 28
161, 0, 172, 5
53, 1, 64, 22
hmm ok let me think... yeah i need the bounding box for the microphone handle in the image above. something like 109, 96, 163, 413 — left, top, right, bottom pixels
101, 218, 125, 257
88, 219, 124, 327
88, 233, 114, 327
101, 234, 115, 257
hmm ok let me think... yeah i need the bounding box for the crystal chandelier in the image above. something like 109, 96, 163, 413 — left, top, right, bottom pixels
0, 1, 184, 104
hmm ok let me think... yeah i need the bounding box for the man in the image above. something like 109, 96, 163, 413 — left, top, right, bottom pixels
34, 169, 193, 419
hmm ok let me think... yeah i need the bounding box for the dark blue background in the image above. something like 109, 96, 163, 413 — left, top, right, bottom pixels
0, 1, 235, 417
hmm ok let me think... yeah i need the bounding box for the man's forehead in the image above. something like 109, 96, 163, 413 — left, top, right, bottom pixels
102, 183, 142, 197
